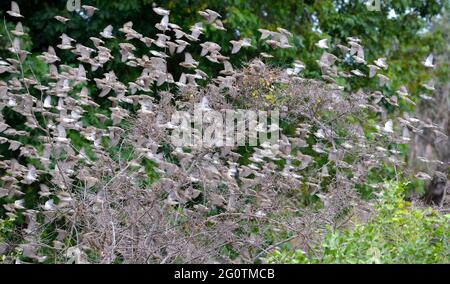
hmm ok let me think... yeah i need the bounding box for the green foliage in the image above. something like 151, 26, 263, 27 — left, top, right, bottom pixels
0, 214, 16, 263
268, 182, 450, 264
0, 214, 15, 241
6, 0, 448, 83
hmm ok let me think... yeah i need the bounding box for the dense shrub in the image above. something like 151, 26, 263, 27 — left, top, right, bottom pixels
268, 183, 449, 264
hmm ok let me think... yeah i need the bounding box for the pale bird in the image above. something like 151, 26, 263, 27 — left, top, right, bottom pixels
11, 22, 25, 37
189, 22, 204, 41
180, 52, 199, 69
374, 57, 388, 69
100, 25, 115, 39
315, 39, 329, 49
55, 15, 70, 23
82, 5, 99, 17
422, 54, 435, 68
57, 34, 75, 50
258, 29, 274, 40
220, 61, 234, 75
260, 52, 273, 58
277, 27, 293, 37
90, 37, 104, 48
175, 39, 189, 53
198, 9, 221, 23
422, 80, 435, 91
286, 60, 305, 76
140, 37, 154, 47
200, 41, 221, 56
415, 172, 432, 180
230, 38, 252, 54
7, 1, 23, 18
396, 85, 409, 97
336, 44, 350, 54
367, 64, 380, 78
212, 19, 226, 31
155, 15, 170, 31
351, 69, 365, 77
347, 36, 361, 43
166, 41, 178, 55
383, 120, 394, 133
153, 7, 170, 16
377, 74, 390, 87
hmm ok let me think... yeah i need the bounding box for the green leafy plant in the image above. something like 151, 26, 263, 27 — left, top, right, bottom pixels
268, 182, 450, 264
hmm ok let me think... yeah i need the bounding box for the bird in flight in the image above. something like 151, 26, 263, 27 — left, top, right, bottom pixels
422, 54, 435, 68
315, 39, 329, 49
7, 1, 23, 18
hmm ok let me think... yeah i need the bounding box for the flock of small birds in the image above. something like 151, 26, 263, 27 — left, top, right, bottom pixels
0, 1, 447, 263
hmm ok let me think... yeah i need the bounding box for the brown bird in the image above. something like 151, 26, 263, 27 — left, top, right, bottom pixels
423, 171, 448, 206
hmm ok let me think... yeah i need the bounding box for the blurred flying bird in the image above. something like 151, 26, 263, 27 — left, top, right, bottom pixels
315, 39, 329, 49
422, 54, 435, 68
82, 5, 99, 17
7, 2, 23, 18
100, 25, 115, 39
55, 15, 70, 23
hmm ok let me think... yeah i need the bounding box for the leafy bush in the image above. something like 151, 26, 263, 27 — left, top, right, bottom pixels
268, 183, 450, 264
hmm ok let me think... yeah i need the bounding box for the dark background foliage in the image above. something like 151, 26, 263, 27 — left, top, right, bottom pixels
0, 0, 447, 82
